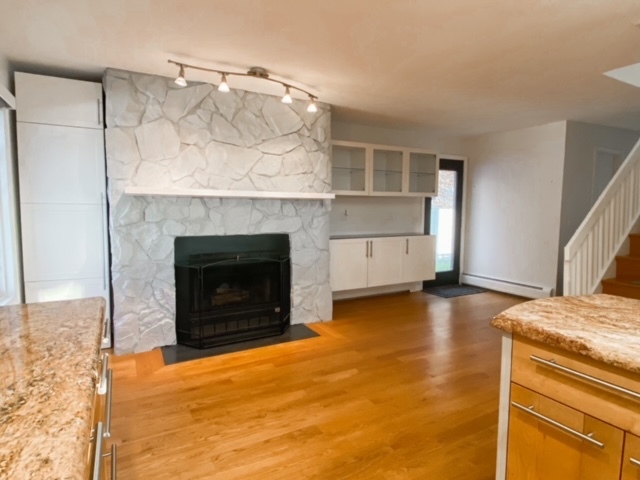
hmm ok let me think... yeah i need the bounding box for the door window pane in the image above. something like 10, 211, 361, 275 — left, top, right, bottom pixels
430, 171, 457, 272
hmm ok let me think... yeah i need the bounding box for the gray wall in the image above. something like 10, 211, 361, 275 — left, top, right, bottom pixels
556, 121, 640, 293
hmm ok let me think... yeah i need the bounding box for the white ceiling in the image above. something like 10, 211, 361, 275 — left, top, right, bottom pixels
1, 0, 640, 135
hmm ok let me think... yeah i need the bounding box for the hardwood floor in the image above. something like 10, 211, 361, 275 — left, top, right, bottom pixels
110, 291, 523, 479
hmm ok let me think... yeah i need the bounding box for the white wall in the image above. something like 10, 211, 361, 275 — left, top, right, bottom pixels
330, 196, 423, 236
332, 120, 465, 154
463, 122, 567, 296
556, 121, 640, 293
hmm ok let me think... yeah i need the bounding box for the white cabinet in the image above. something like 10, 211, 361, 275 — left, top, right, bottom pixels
402, 236, 436, 282
330, 239, 369, 291
16, 73, 110, 331
331, 144, 368, 195
21, 204, 106, 283
17, 123, 105, 204
367, 237, 404, 286
330, 235, 436, 291
15, 72, 103, 129
331, 141, 439, 197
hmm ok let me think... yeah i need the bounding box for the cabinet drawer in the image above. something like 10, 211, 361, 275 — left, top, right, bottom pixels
512, 336, 640, 436
623, 433, 640, 479
508, 383, 624, 479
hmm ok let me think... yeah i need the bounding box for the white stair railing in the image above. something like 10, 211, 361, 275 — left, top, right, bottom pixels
564, 138, 640, 296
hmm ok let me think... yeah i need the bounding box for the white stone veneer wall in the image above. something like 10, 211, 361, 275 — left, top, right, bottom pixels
104, 69, 332, 354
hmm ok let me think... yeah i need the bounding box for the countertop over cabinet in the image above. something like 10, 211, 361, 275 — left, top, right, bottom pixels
492, 293, 640, 480
491, 294, 640, 374
0, 297, 105, 479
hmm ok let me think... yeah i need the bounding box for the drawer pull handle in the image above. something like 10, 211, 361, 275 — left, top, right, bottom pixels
511, 401, 605, 448
530, 355, 640, 401
103, 443, 117, 480
98, 353, 109, 395
103, 369, 114, 438
631, 457, 640, 468
92, 422, 105, 480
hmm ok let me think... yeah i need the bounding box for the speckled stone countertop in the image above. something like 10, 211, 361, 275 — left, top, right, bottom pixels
0, 297, 105, 479
492, 294, 640, 374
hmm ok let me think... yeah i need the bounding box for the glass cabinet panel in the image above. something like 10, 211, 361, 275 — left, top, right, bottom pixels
409, 152, 437, 194
332, 145, 367, 193
372, 149, 403, 193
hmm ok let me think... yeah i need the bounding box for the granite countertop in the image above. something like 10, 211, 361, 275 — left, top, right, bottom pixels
330, 232, 426, 240
492, 294, 640, 374
0, 297, 106, 479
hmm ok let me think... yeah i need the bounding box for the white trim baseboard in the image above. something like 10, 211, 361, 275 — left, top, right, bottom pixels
461, 273, 554, 298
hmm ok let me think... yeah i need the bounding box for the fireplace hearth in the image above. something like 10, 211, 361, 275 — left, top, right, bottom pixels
174, 234, 291, 349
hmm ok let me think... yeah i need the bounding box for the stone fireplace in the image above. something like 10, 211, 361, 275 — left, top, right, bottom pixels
104, 69, 332, 355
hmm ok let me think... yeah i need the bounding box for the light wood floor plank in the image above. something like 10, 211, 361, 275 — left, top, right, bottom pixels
110, 291, 523, 479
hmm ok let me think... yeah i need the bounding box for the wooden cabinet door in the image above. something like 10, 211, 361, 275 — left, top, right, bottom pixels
17, 123, 106, 204
622, 433, 640, 479
402, 235, 435, 282
329, 239, 368, 291
15, 72, 103, 129
367, 237, 404, 287
507, 383, 624, 480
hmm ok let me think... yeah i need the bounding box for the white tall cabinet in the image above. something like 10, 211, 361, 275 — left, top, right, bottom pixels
15, 73, 110, 344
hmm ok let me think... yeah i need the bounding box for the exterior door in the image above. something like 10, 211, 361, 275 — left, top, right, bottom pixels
423, 158, 464, 287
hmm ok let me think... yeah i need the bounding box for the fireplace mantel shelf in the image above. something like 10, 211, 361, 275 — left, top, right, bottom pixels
124, 186, 335, 200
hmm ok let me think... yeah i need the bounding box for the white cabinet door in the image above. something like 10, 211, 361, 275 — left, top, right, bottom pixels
25, 278, 107, 304
402, 235, 436, 282
21, 204, 106, 283
330, 239, 369, 291
17, 123, 105, 204
15, 72, 103, 129
367, 237, 404, 287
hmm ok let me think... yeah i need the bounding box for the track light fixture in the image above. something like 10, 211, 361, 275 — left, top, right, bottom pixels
218, 73, 230, 92
168, 59, 319, 113
281, 86, 293, 104
174, 65, 187, 87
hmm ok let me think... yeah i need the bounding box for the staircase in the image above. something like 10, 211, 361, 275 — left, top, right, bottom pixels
602, 234, 640, 299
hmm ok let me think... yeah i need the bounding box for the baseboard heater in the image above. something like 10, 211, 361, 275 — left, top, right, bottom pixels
461, 273, 554, 299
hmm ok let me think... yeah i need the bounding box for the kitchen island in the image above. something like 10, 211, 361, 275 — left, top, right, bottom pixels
491, 294, 640, 480
0, 297, 106, 479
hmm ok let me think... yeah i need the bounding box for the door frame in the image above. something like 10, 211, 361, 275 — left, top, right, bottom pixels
423, 155, 467, 287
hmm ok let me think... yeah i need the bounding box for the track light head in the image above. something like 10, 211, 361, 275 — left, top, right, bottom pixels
218, 73, 230, 92
281, 86, 293, 104
307, 96, 318, 113
175, 65, 187, 87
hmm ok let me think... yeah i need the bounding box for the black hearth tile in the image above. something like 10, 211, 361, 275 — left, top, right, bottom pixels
161, 324, 319, 366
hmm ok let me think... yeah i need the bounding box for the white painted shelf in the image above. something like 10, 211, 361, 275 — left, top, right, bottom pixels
124, 186, 335, 200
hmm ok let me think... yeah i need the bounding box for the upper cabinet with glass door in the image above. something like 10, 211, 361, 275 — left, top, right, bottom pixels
331, 142, 368, 195
330, 141, 439, 197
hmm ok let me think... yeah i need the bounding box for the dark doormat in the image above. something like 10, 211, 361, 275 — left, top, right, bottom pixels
423, 284, 487, 298
161, 324, 319, 366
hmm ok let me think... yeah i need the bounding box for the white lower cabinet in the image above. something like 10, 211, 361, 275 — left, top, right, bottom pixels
402, 236, 436, 283
330, 235, 436, 292
367, 237, 404, 287
330, 239, 369, 291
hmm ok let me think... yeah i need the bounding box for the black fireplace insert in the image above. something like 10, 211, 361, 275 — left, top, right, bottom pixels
174, 234, 291, 349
